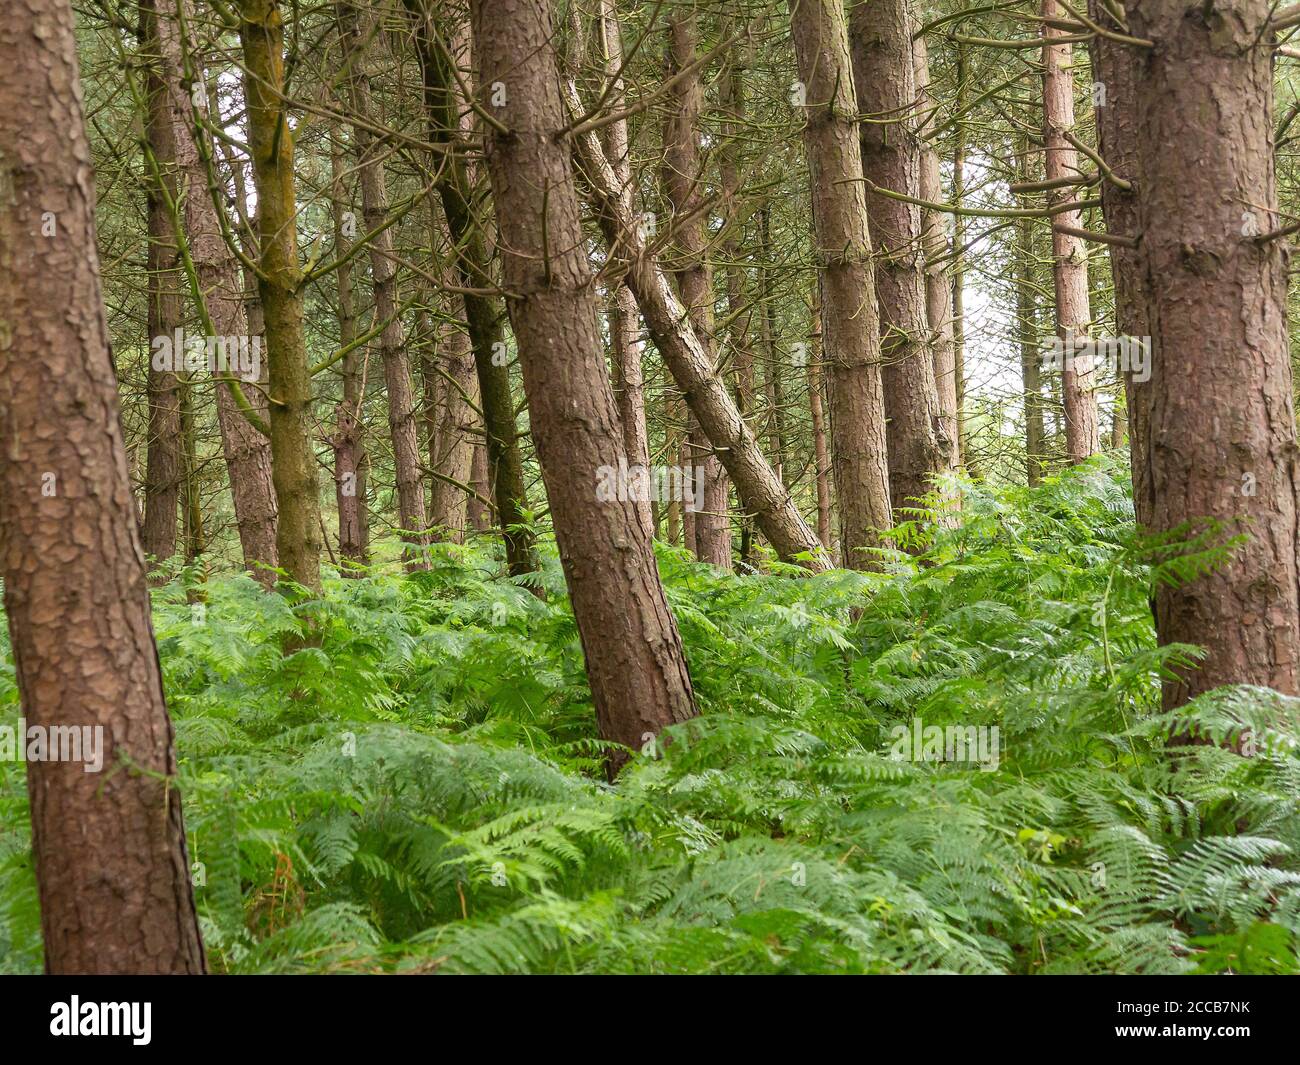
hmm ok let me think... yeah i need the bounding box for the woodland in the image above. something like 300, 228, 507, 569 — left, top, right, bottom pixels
0, 0, 1299, 976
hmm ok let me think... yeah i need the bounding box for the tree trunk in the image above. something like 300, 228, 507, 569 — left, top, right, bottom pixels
1015, 140, 1046, 486
565, 80, 828, 568
1088, 0, 1151, 527
406, 0, 539, 581
913, 34, 960, 468
471, 0, 698, 771
1041, 0, 1099, 464
163, 0, 279, 585
661, 12, 730, 568
337, 1, 429, 569
0, 0, 205, 973
140, 0, 183, 567
787, 0, 893, 568
1127, 0, 1300, 707
850, 0, 950, 515
238, 0, 321, 593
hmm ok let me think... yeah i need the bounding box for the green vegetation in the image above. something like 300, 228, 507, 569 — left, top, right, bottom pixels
2, 462, 1296, 974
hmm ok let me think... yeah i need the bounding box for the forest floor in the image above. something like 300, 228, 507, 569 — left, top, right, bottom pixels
1, 460, 1297, 974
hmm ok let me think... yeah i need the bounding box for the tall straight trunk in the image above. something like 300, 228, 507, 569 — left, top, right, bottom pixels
140, 0, 183, 566
329, 126, 369, 569
1088, 0, 1151, 527
0, 0, 205, 972
951, 42, 969, 468
913, 34, 959, 466
808, 292, 834, 555
787, 0, 893, 569
850, 0, 950, 515
1127, 0, 1300, 708
406, 1, 538, 579
600, 0, 653, 537
162, 0, 279, 584
238, 0, 321, 592
337, 2, 428, 568
427, 310, 476, 540
179, 376, 206, 559
1041, 0, 1099, 464
661, 13, 730, 568
564, 84, 827, 567
757, 206, 787, 489
1015, 139, 1046, 486
470, 0, 697, 769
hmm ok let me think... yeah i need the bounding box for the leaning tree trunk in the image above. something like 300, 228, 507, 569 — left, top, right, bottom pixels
471, 0, 698, 772
238, 0, 322, 593
162, 0, 279, 585
565, 80, 828, 569
1041, 1, 1099, 464
0, 0, 206, 973
850, 0, 951, 516
1126, 0, 1300, 708
788, 0, 893, 568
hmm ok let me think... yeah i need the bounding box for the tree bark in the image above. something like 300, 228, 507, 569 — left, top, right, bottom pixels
1127, 0, 1300, 707
337, 1, 429, 569
471, 0, 698, 771
787, 0, 893, 568
238, 0, 321, 592
850, 0, 951, 515
1041, 0, 1100, 464
0, 0, 205, 973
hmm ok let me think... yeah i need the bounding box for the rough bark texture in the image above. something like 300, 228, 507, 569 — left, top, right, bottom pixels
1127, 0, 1300, 706
471, 0, 698, 770
406, 0, 539, 580
850, 0, 950, 515
661, 13, 731, 567
338, 2, 429, 568
1041, 1, 1100, 464
788, 0, 893, 568
1088, 0, 1151, 527
239, 0, 322, 592
164, 0, 279, 584
0, 0, 205, 973
566, 80, 828, 568
913, 34, 959, 465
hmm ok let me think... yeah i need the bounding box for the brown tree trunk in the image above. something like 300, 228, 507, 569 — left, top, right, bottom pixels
850, 0, 950, 515
406, 0, 539, 581
329, 125, 370, 569
599, 1, 653, 538
0, 0, 205, 973
1088, 0, 1151, 527
913, 34, 959, 467
471, 0, 698, 770
787, 0, 893, 568
140, 0, 183, 567
163, 0, 279, 585
338, 1, 429, 569
1015, 140, 1046, 486
1127, 0, 1300, 707
238, 0, 321, 593
808, 292, 834, 556
661, 12, 730, 568
1041, 1, 1100, 464
566, 82, 828, 568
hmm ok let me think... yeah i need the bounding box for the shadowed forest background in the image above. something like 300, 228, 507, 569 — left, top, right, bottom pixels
1, 0, 1299, 975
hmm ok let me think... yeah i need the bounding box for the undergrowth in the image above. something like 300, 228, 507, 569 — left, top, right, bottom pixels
1, 459, 1298, 973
